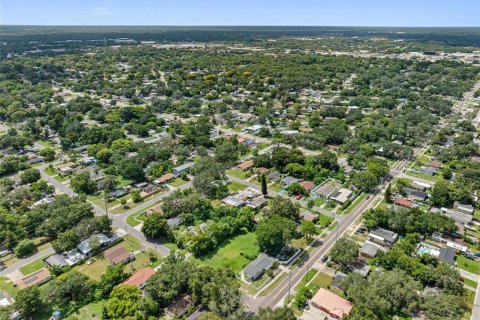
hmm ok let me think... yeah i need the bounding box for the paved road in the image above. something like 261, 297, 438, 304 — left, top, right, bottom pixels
246, 79, 480, 312
37, 164, 193, 256
0, 247, 54, 276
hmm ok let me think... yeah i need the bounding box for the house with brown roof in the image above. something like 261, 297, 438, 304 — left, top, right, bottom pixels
428, 159, 443, 168
299, 180, 315, 191
146, 204, 163, 216
56, 162, 77, 174
255, 167, 269, 175
311, 288, 353, 319
238, 160, 254, 171
123, 267, 155, 289
155, 173, 175, 184
314, 181, 341, 198
394, 197, 414, 208
105, 246, 132, 265
16, 268, 51, 289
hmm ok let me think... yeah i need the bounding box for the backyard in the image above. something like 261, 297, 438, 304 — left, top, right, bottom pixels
195, 230, 259, 273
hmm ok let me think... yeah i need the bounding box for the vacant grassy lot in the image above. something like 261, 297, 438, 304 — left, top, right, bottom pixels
226, 168, 249, 179
0, 277, 17, 297
19, 258, 46, 275
169, 177, 188, 187
65, 299, 106, 320
343, 193, 367, 214
228, 181, 247, 192
457, 256, 480, 274
317, 214, 334, 228
310, 272, 333, 289
195, 230, 259, 273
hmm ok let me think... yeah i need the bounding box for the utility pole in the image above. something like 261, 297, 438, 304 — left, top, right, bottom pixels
104, 192, 109, 218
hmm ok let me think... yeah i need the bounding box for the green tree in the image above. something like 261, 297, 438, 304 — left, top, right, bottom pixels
97, 265, 130, 298
20, 168, 41, 184
70, 172, 97, 195
422, 292, 465, 320
14, 286, 46, 318
131, 190, 142, 203
261, 174, 268, 196
105, 284, 142, 319
142, 213, 171, 240
265, 196, 300, 220
253, 307, 296, 320
430, 181, 453, 207
384, 183, 392, 203
329, 237, 358, 270
255, 215, 296, 255
39, 147, 56, 161
300, 220, 317, 240
14, 239, 36, 257
352, 170, 378, 192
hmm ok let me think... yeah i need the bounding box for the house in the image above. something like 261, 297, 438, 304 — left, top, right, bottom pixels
57, 162, 77, 174
167, 217, 182, 229
267, 171, 281, 182
300, 210, 317, 222
172, 162, 194, 176
155, 173, 175, 185
123, 267, 156, 289
0, 292, 13, 307
280, 176, 299, 188
418, 166, 437, 176
242, 125, 264, 133
411, 181, 431, 191
145, 204, 163, 216
299, 180, 315, 192
440, 208, 473, 225
405, 188, 428, 201
237, 160, 254, 171
331, 272, 348, 291
438, 247, 456, 266
109, 189, 128, 199
222, 196, 245, 208
165, 295, 192, 319
428, 159, 443, 168
311, 288, 353, 319
16, 268, 52, 289
454, 202, 475, 214
45, 254, 69, 268
244, 253, 277, 281
77, 233, 112, 256
368, 228, 399, 247
105, 246, 132, 265
246, 196, 267, 210
417, 242, 456, 266
315, 181, 341, 198
142, 184, 157, 194
394, 197, 414, 208
330, 188, 354, 205
360, 242, 380, 258
255, 167, 270, 175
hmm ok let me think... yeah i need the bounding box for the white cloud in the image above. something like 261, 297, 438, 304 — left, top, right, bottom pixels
90, 7, 113, 16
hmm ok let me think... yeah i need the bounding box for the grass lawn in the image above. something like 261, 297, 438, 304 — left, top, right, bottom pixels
0, 277, 18, 298
457, 256, 480, 274
124, 252, 150, 274
313, 197, 326, 207
269, 182, 283, 192
463, 278, 478, 289
292, 237, 310, 249
259, 271, 288, 296
195, 230, 259, 273
474, 210, 480, 220
298, 268, 318, 287
44, 167, 57, 176
126, 211, 146, 227
19, 258, 46, 275
65, 299, 106, 320
37, 140, 54, 148
169, 177, 188, 187
310, 272, 333, 289
343, 193, 367, 214
226, 168, 249, 179
117, 178, 133, 188
228, 181, 247, 192
317, 214, 334, 228
75, 255, 111, 280
120, 235, 143, 251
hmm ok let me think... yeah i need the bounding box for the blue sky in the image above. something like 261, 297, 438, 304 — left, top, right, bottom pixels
1, 0, 479, 27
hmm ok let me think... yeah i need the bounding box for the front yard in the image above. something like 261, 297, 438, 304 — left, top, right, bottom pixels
226, 168, 250, 179
457, 256, 480, 274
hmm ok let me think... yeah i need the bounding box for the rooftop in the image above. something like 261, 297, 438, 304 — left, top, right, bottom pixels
311, 288, 353, 319
123, 267, 156, 287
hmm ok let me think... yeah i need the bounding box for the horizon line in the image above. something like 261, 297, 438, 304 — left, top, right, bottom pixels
2, 24, 480, 28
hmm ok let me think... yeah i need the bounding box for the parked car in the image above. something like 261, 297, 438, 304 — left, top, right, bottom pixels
87, 258, 96, 265
321, 256, 328, 263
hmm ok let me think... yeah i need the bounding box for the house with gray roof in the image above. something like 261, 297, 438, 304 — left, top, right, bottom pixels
173, 162, 194, 176
280, 176, 299, 188
77, 233, 112, 256
368, 228, 399, 247
244, 253, 277, 281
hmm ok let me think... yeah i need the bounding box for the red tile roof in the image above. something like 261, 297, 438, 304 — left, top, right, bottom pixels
299, 180, 315, 191
311, 288, 353, 319
123, 267, 155, 287
394, 198, 414, 208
